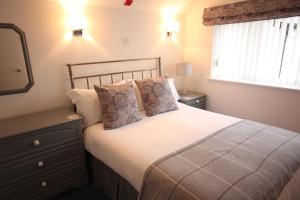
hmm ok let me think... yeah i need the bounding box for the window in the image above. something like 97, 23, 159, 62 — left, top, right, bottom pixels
211, 17, 300, 89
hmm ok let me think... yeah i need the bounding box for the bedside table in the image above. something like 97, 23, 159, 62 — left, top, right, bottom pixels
0, 108, 88, 200
178, 92, 206, 110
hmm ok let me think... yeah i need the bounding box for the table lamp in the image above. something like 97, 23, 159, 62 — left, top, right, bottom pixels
176, 62, 192, 96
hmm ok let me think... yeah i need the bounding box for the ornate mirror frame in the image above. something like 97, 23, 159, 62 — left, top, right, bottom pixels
0, 23, 34, 96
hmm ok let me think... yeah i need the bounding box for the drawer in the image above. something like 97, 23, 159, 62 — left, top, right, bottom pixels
0, 160, 86, 200
35, 176, 88, 200
182, 98, 205, 106
0, 142, 83, 187
191, 102, 206, 109
0, 124, 81, 162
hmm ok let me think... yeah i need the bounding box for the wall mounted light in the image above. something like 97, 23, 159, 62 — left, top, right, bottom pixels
60, 0, 87, 38
73, 29, 83, 36
166, 21, 179, 37
70, 17, 86, 37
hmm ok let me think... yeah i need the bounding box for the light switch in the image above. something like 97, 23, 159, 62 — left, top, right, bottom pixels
122, 38, 130, 46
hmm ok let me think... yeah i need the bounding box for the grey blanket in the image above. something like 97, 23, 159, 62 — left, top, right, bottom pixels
139, 121, 300, 200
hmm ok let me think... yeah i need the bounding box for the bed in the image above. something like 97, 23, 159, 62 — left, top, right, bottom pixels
67, 58, 300, 200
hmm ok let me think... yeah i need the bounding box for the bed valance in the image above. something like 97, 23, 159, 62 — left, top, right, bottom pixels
203, 0, 300, 26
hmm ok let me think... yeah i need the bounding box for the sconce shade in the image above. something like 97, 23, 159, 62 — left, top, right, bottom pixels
176, 63, 192, 76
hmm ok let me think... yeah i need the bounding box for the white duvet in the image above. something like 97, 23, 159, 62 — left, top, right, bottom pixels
84, 103, 241, 191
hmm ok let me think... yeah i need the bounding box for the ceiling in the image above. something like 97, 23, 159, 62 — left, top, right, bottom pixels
47, 0, 196, 14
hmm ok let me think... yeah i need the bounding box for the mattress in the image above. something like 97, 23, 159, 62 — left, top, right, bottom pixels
84, 103, 241, 191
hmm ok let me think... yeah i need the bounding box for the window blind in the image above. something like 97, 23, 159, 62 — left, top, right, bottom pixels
211, 17, 300, 88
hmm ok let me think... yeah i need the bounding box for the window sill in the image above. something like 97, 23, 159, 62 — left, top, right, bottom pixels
206, 78, 300, 93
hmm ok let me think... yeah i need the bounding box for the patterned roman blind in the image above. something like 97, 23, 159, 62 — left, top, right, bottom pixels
203, 0, 300, 26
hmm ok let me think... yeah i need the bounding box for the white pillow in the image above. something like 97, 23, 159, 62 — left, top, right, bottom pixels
168, 78, 180, 101
66, 78, 179, 127
66, 89, 101, 127
66, 80, 129, 127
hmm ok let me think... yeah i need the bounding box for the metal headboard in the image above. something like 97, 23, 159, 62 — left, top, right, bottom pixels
67, 57, 161, 89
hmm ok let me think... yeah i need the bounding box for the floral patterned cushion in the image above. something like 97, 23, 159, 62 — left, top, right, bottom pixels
135, 77, 178, 116
94, 83, 142, 129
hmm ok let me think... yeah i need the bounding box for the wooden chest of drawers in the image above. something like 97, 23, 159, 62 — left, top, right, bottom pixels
0, 108, 88, 200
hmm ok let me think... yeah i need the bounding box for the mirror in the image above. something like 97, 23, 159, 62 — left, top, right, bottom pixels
0, 23, 34, 95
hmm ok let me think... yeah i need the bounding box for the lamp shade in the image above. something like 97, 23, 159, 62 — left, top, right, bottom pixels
176, 63, 192, 76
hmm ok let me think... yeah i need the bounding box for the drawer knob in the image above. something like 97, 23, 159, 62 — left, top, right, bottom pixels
196, 100, 200, 103
38, 161, 44, 167
33, 140, 40, 146
41, 181, 47, 187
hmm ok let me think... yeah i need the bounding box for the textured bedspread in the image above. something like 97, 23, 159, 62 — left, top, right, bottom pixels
139, 121, 300, 200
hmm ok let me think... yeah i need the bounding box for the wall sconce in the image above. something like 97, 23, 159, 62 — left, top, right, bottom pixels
70, 16, 86, 37
73, 29, 83, 36
166, 21, 179, 37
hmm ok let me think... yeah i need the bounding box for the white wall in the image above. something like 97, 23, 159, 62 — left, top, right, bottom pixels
184, 0, 300, 132
2, 0, 299, 133
0, 0, 184, 119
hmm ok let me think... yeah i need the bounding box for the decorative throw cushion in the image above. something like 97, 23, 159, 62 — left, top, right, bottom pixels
124, 78, 179, 110
121, 79, 144, 111
94, 83, 142, 129
135, 77, 178, 116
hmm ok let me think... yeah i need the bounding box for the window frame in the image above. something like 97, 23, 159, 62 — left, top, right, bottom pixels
210, 17, 300, 90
